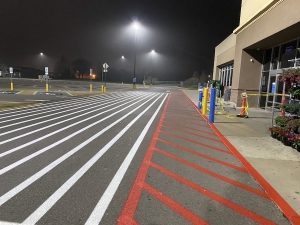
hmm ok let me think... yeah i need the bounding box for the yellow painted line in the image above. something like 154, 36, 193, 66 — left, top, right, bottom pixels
33, 91, 37, 95
17, 91, 23, 94
0, 102, 42, 111
67, 92, 73, 96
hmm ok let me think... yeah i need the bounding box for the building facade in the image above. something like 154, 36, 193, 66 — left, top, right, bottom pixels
213, 0, 300, 107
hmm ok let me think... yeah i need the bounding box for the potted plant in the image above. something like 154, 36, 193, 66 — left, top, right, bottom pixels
286, 119, 300, 132
276, 127, 285, 141
292, 134, 300, 152
284, 131, 295, 146
269, 127, 276, 138
275, 116, 292, 127
278, 68, 300, 88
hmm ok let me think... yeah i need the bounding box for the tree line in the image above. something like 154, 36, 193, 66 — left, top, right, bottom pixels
54, 55, 92, 79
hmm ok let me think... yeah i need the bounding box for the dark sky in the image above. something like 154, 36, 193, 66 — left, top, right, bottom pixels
0, 0, 241, 82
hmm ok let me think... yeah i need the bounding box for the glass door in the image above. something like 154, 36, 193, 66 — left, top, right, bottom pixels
265, 70, 283, 109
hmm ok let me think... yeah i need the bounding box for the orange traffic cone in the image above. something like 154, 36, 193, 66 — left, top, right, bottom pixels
280, 93, 285, 116
237, 90, 249, 118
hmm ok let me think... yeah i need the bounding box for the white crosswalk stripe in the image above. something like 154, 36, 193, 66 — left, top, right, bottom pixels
0, 91, 168, 225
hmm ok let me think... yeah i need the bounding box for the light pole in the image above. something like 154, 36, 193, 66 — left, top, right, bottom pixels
151, 50, 155, 85
39, 52, 44, 71
121, 56, 124, 84
133, 22, 139, 89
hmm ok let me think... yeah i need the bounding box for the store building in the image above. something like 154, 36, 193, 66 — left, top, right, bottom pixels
213, 0, 300, 107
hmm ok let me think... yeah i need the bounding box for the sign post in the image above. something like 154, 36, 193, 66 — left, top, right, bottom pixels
90, 69, 93, 92
103, 63, 109, 93
45, 67, 49, 92
9, 67, 13, 90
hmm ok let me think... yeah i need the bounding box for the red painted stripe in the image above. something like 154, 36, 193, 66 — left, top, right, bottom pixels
150, 162, 278, 225
117, 216, 139, 225
161, 124, 223, 143
165, 113, 203, 120
154, 148, 270, 199
163, 121, 217, 136
163, 119, 210, 127
181, 90, 300, 225
143, 183, 209, 225
160, 130, 232, 155
164, 115, 206, 123
157, 138, 246, 172
117, 91, 171, 224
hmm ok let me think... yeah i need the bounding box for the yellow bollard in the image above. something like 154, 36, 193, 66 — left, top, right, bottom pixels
133, 84, 136, 89
104, 86, 106, 93
10, 82, 13, 91
202, 88, 208, 115
90, 84, 92, 92
46, 83, 49, 92
101, 85, 104, 93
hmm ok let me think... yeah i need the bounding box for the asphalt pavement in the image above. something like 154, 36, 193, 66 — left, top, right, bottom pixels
0, 82, 296, 224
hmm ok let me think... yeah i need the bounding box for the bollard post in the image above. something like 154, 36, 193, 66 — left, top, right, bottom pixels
202, 88, 208, 115
198, 86, 203, 110
101, 85, 104, 93
209, 88, 216, 123
90, 84, 92, 92
46, 83, 49, 92
10, 82, 14, 91
104, 86, 106, 93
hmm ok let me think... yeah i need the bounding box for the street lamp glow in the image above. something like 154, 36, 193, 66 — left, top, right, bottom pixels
151, 50, 155, 53
132, 21, 140, 89
122, 56, 124, 59
40, 52, 43, 56
133, 22, 139, 30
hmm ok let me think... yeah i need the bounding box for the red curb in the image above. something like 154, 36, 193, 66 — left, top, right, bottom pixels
181, 90, 300, 225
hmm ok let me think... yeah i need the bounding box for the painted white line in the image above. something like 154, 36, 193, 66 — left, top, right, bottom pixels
0, 93, 95, 116
22, 93, 164, 224
0, 96, 104, 123
0, 94, 162, 209
0, 93, 147, 143
0, 92, 144, 136
0, 93, 153, 156
0, 93, 157, 176
86, 94, 168, 224
0, 91, 138, 116
0, 91, 143, 119
0, 92, 124, 119
0, 220, 21, 225
0, 92, 139, 125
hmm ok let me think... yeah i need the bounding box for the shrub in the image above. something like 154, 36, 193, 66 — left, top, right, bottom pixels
286, 119, 300, 132
275, 116, 292, 127
283, 103, 300, 114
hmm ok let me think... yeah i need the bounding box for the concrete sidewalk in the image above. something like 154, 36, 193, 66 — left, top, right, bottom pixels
181, 89, 300, 216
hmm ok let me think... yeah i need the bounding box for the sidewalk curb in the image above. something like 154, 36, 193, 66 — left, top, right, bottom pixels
181, 90, 300, 225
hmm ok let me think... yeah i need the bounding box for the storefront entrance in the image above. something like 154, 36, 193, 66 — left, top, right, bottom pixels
259, 69, 284, 109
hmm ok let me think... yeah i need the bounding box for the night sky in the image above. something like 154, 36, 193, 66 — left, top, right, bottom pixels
0, 0, 241, 82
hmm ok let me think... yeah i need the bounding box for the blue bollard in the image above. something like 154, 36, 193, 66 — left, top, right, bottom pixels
209, 88, 216, 123
198, 86, 203, 110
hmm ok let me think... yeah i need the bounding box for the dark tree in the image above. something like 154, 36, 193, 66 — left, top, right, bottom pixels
72, 58, 91, 79
54, 55, 70, 78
